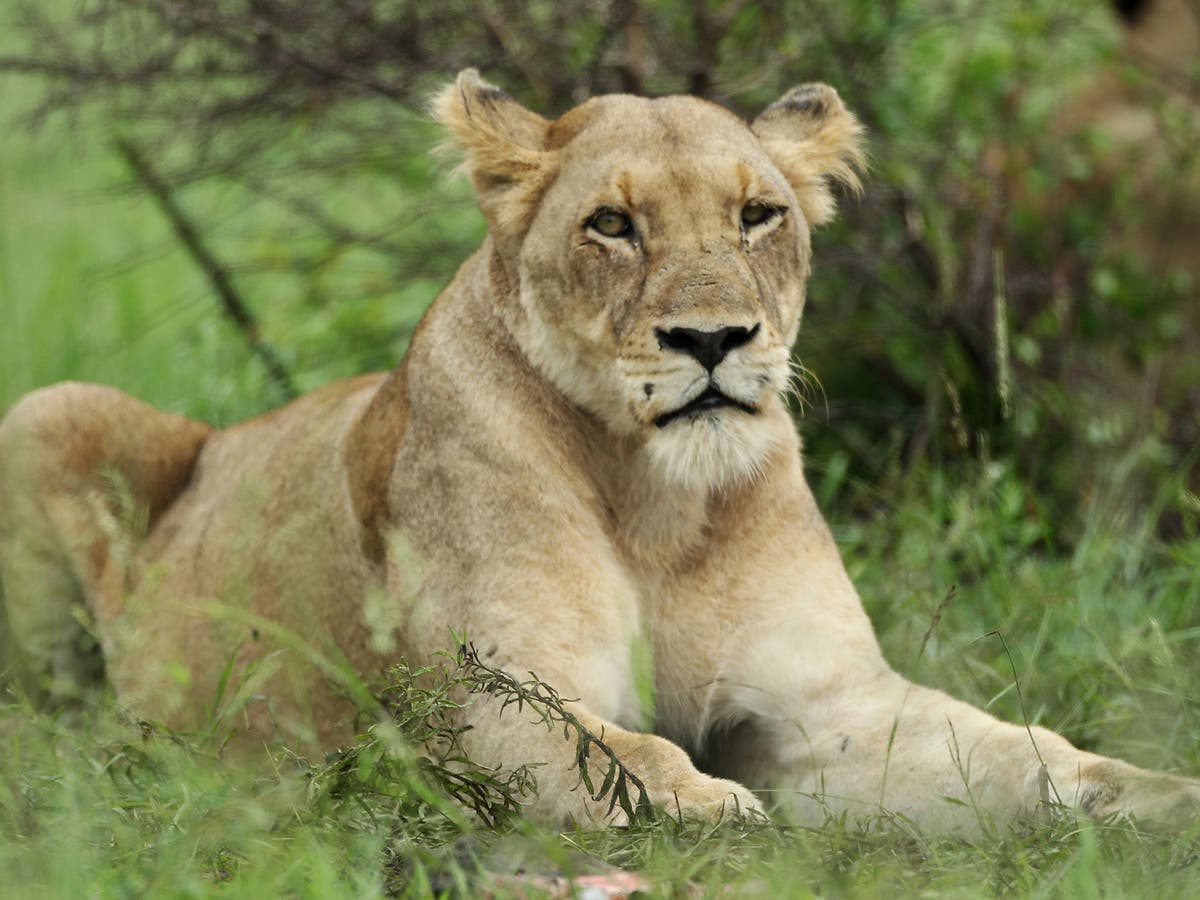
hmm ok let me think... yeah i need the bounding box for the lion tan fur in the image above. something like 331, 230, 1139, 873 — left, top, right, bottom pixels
1, 70, 1198, 830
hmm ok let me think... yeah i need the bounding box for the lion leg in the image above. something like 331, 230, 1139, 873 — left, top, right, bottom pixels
700, 664, 1200, 832
0, 382, 210, 705
400, 549, 759, 825
657, 452, 1200, 833
453, 661, 759, 826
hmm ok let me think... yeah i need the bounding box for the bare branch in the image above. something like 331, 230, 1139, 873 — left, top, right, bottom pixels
116, 137, 297, 402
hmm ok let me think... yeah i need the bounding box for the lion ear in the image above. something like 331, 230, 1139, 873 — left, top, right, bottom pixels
431, 69, 555, 236
751, 84, 867, 227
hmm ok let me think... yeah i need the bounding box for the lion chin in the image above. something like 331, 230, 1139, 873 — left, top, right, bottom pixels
644, 409, 783, 492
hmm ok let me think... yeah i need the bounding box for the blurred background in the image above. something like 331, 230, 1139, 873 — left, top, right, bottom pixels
1, 0, 1198, 764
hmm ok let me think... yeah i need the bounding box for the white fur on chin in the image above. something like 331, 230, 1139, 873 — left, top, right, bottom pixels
644, 409, 781, 492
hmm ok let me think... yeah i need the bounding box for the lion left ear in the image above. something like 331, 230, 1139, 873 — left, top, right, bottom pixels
751, 84, 867, 227
431, 69, 556, 237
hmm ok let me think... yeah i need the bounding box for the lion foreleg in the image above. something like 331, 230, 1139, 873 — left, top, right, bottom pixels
663, 454, 1200, 833
454, 686, 760, 826
708, 655, 1200, 833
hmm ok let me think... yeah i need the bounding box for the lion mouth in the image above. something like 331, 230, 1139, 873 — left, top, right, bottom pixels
654, 386, 758, 428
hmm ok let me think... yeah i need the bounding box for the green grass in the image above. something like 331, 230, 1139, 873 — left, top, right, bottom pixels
4, 674, 1200, 899
4, 25, 1200, 900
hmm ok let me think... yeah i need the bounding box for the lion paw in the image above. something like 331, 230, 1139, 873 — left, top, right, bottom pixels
1076, 761, 1200, 827
657, 774, 763, 823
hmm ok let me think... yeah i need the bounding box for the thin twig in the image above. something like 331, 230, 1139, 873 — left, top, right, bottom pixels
917, 584, 957, 662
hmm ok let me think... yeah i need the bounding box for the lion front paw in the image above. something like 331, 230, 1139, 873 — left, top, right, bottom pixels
655, 773, 763, 823
1077, 761, 1200, 827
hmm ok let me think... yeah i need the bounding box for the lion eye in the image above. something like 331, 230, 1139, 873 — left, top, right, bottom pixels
741, 202, 779, 229
588, 209, 634, 239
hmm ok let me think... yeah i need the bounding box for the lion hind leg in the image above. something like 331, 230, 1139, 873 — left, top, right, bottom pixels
0, 382, 210, 705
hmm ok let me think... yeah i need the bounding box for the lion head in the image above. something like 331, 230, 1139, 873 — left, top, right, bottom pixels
433, 71, 865, 490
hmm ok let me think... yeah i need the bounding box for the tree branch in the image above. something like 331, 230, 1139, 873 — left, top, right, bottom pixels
116, 137, 297, 402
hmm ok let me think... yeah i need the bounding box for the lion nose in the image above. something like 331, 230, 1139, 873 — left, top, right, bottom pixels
655, 323, 760, 372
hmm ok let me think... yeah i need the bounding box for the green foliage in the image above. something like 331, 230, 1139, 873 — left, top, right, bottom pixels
313, 651, 537, 836
790, 0, 1200, 536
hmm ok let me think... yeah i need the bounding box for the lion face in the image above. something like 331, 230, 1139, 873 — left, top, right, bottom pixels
434, 73, 865, 490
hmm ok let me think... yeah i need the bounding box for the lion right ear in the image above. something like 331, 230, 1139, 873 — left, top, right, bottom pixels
751, 84, 867, 227
431, 69, 556, 236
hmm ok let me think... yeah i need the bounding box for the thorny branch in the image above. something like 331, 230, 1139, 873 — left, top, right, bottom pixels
457, 643, 658, 824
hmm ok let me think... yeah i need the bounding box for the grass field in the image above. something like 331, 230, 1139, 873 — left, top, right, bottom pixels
3, 28, 1200, 900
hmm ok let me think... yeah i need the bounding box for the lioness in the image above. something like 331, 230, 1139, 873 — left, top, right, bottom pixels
1, 70, 1198, 831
